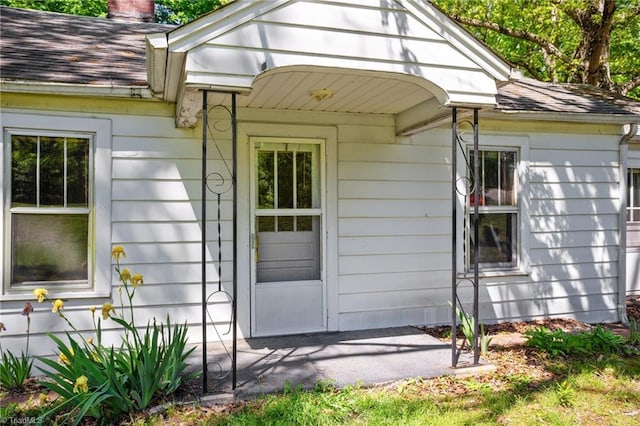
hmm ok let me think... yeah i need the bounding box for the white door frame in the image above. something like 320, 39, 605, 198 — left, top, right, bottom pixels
236, 123, 338, 337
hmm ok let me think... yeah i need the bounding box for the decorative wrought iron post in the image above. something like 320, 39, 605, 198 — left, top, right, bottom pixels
201, 90, 238, 394
451, 107, 481, 367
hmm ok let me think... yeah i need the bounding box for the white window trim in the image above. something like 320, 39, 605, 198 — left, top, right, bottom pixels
628, 168, 640, 223
456, 134, 530, 277
1, 113, 112, 300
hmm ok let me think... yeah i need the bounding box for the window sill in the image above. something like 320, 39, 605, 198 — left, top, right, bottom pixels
1, 289, 111, 302
457, 270, 529, 279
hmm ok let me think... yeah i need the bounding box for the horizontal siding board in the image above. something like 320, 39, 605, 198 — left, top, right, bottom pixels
339, 270, 450, 294
530, 214, 618, 232
339, 162, 450, 181
339, 143, 447, 162
530, 149, 618, 166
339, 217, 450, 237
336, 125, 396, 144
339, 253, 450, 275
339, 180, 449, 199
259, 1, 444, 41
530, 165, 619, 183
113, 222, 232, 243
339, 235, 450, 256
112, 201, 232, 221
529, 246, 618, 266
529, 263, 617, 282
339, 199, 449, 218
529, 182, 618, 199
527, 199, 619, 216
530, 230, 619, 249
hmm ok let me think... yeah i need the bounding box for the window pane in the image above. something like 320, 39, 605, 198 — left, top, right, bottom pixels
67, 138, 90, 207
40, 136, 65, 206
278, 216, 294, 231
471, 213, 516, 267
277, 151, 294, 208
257, 151, 274, 209
633, 170, 640, 208
11, 135, 37, 206
297, 215, 313, 231
257, 216, 275, 232
11, 214, 88, 284
296, 152, 312, 208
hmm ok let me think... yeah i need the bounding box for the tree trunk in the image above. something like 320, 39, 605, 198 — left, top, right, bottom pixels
569, 0, 617, 90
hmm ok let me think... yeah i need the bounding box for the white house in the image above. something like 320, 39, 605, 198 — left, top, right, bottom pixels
1, 0, 639, 359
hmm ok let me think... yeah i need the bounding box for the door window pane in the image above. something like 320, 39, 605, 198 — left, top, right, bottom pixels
277, 151, 294, 208
11, 214, 88, 284
257, 151, 274, 209
278, 216, 294, 231
297, 151, 312, 208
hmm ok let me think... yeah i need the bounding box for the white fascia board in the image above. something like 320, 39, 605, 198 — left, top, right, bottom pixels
0, 81, 154, 99
167, 0, 290, 53
484, 110, 640, 125
405, 0, 512, 82
145, 32, 168, 96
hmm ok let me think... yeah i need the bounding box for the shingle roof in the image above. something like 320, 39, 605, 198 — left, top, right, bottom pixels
0, 6, 173, 86
1, 5, 639, 119
497, 77, 640, 117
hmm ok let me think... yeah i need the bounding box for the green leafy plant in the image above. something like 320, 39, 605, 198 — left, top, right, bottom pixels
35, 246, 198, 425
454, 305, 492, 355
525, 325, 628, 358
0, 303, 34, 390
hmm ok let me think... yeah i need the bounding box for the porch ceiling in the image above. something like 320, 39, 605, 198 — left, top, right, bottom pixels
203, 67, 436, 115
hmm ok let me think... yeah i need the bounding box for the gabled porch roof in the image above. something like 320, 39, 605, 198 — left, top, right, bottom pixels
146, 0, 515, 129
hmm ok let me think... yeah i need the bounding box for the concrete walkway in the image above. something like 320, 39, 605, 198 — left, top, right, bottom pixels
195, 326, 494, 400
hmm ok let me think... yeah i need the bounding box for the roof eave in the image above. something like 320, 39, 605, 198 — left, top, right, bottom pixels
485, 109, 640, 124
0, 80, 155, 99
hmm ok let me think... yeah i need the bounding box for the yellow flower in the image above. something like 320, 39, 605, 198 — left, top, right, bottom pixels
52, 299, 64, 313
0, 322, 6, 332
111, 246, 126, 261
73, 375, 88, 393
89, 305, 96, 314
101, 302, 115, 320
33, 288, 48, 303
120, 268, 131, 282
38, 393, 48, 405
131, 274, 144, 288
58, 348, 73, 365
86, 337, 94, 345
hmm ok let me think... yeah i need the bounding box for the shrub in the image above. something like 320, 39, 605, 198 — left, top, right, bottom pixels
36, 246, 198, 425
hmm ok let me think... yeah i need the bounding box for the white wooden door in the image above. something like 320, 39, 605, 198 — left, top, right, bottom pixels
250, 138, 326, 336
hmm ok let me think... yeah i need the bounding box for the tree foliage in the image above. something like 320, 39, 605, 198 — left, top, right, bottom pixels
155, 0, 228, 25
0, 0, 107, 16
431, 0, 640, 98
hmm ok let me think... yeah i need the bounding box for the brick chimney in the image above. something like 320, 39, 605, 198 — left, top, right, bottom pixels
107, 0, 155, 23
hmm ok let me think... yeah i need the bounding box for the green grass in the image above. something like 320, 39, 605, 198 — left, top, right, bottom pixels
7, 350, 640, 425
121, 350, 640, 426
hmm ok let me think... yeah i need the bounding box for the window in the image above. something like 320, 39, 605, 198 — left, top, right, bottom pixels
2, 113, 111, 299
628, 169, 640, 223
9, 133, 92, 285
468, 149, 518, 270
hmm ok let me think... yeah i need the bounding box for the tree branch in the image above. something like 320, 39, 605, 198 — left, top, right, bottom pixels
619, 76, 640, 96
448, 14, 566, 60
